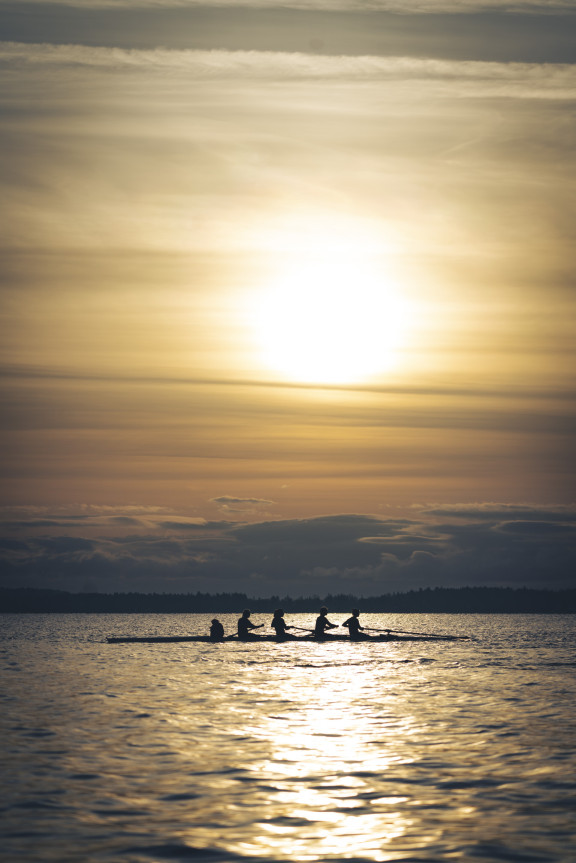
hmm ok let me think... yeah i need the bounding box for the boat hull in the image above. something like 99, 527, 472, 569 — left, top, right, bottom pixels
106, 634, 458, 643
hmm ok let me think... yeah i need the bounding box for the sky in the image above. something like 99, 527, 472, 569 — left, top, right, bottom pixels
1, 0, 575, 598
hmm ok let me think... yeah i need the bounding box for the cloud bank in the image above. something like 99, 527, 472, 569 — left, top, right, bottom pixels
1, 505, 575, 597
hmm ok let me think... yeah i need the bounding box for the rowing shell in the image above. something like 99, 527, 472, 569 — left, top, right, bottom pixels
106, 634, 459, 644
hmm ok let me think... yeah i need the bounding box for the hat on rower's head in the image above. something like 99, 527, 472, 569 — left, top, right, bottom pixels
274, 608, 284, 616
211, 618, 219, 624
320, 606, 328, 614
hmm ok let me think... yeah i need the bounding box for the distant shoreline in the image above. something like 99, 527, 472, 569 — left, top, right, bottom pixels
1, 586, 575, 614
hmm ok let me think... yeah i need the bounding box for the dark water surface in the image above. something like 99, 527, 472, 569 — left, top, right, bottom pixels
1, 614, 575, 863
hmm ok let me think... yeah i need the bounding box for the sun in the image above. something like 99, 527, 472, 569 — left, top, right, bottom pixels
253, 247, 409, 386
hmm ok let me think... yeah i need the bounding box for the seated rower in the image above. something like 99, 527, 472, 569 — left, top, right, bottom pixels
271, 608, 298, 641
209, 618, 225, 642
342, 608, 371, 641
314, 606, 338, 639
237, 609, 264, 640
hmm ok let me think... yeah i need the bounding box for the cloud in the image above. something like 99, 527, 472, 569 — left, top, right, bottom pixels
212, 496, 276, 505
4, 0, 575, 10
0, 505, 210, 533
1, 507, 575, 596
421, 503, 576, 521
231, 513, 410, 544
160, 520, 232, 531
3, 0, 576, 65
211, 496, 276, 514
494, 521, 576, 536
32, 536, 97, 554
3, 42, 576, 97
3, 362, 574, 403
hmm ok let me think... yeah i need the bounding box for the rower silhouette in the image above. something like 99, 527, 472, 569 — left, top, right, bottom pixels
314, 606, 338, 639
271, 608, 298, 641
237, 609, 263, 640
209, 618, 225, 642
342, 608, 371, 641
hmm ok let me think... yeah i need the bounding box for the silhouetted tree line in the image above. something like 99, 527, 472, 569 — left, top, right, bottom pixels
1, 586, 576, 613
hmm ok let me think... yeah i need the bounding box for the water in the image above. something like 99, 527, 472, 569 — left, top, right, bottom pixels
1, 613, 575, 863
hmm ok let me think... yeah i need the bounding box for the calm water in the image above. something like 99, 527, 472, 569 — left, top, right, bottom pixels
1, 613, 575, 863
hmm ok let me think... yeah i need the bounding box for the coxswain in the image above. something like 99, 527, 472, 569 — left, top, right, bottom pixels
237, 609, 264, 640
271, 609, 298, 641
341, 608, 371, 641
314, 606, 338, 639
209, 618, 225, 642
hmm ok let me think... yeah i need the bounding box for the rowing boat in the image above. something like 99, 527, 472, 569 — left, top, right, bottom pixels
106, 634, 460, 643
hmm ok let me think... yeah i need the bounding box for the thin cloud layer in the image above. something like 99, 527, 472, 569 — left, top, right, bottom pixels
2, 0, 574, 10
211, 496, 276, 514
421, 503, 576, 521
2, 4, 575, 63
3, 43, 576, 97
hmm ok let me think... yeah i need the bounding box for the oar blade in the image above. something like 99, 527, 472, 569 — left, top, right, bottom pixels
365, 626, 469, 640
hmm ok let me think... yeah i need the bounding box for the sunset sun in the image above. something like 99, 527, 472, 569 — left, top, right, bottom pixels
254, 251, 409, 385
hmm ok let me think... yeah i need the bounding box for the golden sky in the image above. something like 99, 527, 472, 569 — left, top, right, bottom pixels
1, 1, 575, 594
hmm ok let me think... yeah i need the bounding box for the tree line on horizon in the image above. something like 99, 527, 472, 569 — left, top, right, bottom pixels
1, 586, 575, 614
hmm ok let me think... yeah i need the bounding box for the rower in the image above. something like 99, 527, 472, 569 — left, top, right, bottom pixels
314, 606, 338, 639
271, 609, 298, 641
237, 609, 264, 640
341, 608, 371, 641
209, 618, 225, 642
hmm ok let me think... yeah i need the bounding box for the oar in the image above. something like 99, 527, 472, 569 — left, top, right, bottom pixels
364, 626, 469, 640
291, 625, 315, 633
225, 623, 263, 640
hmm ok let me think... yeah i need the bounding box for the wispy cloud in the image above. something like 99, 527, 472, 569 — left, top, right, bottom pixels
3, 362, 574, 402
3, 42, 576, 98
3, 0, 574, 12
211, 496, 276, 514
421, 503, 576, 521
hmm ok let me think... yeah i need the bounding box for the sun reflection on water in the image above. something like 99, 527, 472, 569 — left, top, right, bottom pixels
213, 654, 421, 860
